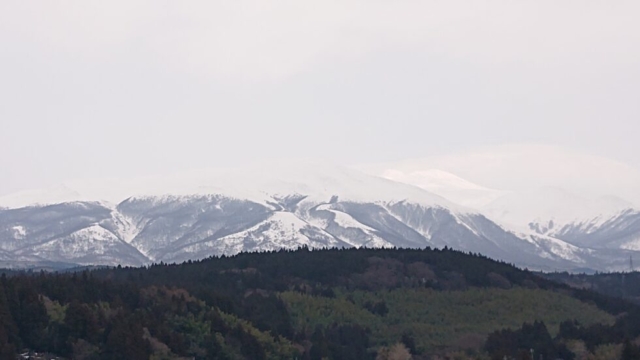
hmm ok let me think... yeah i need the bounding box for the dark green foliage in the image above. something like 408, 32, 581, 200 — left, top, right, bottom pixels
64, 301, 99, 342
104, 313, 150, 360
282, 287, 614, 352
0, 247, 639, 359
231, 325, 266, 360
622, 339, 640, 360
485, 321, 574, 360
401, 332, 417, 355
240, 292, 293, 338
0, 282, 18, 360
364, 300, 389, 316
0, 271, 299, 359
309, 323, 374, 360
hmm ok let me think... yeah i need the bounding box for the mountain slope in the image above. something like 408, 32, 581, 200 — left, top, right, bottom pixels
0, 202, 149, 267
364, 150, 640, 270
480, 188, 640, 259
1, 164, 639, 271
0, 195, 619, 271
376, 168, 506, 208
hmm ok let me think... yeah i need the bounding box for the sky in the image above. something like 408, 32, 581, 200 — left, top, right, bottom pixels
1, 1, 639, 197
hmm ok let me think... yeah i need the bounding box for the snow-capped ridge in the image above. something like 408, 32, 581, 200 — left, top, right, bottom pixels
482, 187, 634, 233
0, 184, 85, 209
376, 168, 506, 208
1, 163, 461, 212
3, 152, 640, 271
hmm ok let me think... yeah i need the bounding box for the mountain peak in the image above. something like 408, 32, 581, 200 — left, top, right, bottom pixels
0, 184, 84, 209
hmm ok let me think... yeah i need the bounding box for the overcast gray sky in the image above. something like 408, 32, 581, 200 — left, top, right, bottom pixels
1, 1, 639, 196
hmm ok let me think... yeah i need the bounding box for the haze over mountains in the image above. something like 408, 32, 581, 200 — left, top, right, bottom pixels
2, 144, 640, 272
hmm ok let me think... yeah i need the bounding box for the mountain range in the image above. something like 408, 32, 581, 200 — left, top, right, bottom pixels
3, 146, 640, 272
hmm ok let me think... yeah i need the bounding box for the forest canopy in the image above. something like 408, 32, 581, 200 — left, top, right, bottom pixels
1, 247, 639, 359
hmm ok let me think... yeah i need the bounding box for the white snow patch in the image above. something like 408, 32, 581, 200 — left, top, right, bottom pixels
28, 225, 121, 259
12, 226, 26, 239
216, 212, 318, 248
179, 211, 342, 257
331, 210, 376, 231
510, 230, 588, 263
316, 204, 377, 232
451, 213, 481, 238
312, 204, 393, 248
621, 238, 640, 251
71, 225, 119, 243
109, 211, 143, 244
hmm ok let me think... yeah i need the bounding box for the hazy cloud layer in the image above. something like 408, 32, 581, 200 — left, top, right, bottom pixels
1, 1, 639, 195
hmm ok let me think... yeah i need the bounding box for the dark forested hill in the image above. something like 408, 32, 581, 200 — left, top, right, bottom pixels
542, 271, 640, 305
1, 247, 640, 359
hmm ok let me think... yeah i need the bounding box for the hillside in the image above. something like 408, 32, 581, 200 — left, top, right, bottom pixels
1, 247, 640, 359
543, 271, 640, 305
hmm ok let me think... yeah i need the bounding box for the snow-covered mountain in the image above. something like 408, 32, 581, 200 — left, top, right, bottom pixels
378, 169, 506, 208
480, 187, 633, 234
524, 208, 640, 253
1, 161, 640, 272
0, 202, 148, 267
0, 185, 86, 210
364, 146, 640, 271
365, 144, 640, 204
